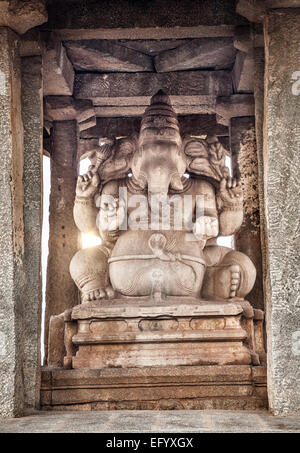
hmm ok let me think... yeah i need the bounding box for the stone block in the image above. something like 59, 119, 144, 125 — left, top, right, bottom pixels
43, 37, 74, 96
40, 365, 267, 410
0, 27, 24, 417
232, 50, 254, 93
64, 40, 153, 72
154, 38, 236, 72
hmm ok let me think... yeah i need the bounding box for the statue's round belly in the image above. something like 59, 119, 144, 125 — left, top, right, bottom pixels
109, 230, 205, 297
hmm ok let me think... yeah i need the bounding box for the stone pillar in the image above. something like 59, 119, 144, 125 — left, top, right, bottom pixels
0, 27, 25, 417
0, 2, 47, 418
264, 9, 300, 415
230, 116, 264, 310
44, 121, 80, 362
21, 56, 43, 410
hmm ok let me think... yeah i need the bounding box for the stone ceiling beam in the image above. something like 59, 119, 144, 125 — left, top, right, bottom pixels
154, 38, 237, 72
54, 25, 236, 42
74, 71, 233, 105
232, 50, 255, 93
0, 0, 47, 35
265, 0, 300, 6
43, 1, 247, 31
43, 36, 74, 96
64, 40, 153, 72
93, 105, 218, 117
236, 0, 300, 23
216, 94, 255, 125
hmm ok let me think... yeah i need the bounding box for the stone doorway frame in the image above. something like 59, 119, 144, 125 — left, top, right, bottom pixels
0, 0, 299, 417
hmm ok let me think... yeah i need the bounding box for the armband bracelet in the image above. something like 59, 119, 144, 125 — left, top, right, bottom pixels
220, 203, 243, 212
75, 196, 95, 206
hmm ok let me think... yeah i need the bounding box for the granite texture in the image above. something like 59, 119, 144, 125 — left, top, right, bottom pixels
21, 56, 43, 410
0, 0, 47, 35
0, 27, 24, 417
230, 116, 264, 310
264, 9, 300, 415
43, 0, 247, 30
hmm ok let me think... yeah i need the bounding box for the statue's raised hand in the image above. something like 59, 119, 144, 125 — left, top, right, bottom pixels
218, 177, 243, 208
98, 196, 126, 232
76, 165, 100, 198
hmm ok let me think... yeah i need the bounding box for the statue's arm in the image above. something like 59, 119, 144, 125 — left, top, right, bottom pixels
218, 208, 243, 236
73, 166, 101, 236
217, 178, 243, 236
98, 180, 123, 248
193, 180, 219, 241
74, 197, 99, 235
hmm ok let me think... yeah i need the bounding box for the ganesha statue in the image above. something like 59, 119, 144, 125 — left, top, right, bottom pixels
70, 90, 256, 304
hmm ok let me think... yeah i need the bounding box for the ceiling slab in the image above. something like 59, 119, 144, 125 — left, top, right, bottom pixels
44, 0, 247, 30
64, 40, 153, 72
154, 37, 237, 72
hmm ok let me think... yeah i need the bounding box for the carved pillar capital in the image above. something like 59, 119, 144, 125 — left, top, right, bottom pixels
44, 96, 96, 133
216, 95, 255, 126
0, 0, 48, 35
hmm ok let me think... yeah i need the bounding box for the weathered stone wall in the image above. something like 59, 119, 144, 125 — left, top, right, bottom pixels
230, 116, 264, 310
21, 55, 43, 410
253, 47, 267, 307
264, 9, 300, 415
0, 27, 25, 417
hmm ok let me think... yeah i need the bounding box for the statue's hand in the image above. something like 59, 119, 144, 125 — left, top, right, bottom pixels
218, 177, 243, 208
193, 216, 218, 241
76, 165, 100, 198
98, 196, 126, 232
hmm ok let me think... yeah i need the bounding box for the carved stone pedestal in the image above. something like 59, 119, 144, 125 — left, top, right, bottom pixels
44, 297, 266, 410
71, 298, 253, 369
41, 365, 267, 410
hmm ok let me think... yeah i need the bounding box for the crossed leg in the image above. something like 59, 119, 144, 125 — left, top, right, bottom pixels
201, 245, 256, 300
69, 245, 115, 303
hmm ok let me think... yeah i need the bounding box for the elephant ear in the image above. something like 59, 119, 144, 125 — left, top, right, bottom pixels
183, 135, 230, 183
79, 134, 138, 184
79, 137, 114, 170
99, 134, 138, 184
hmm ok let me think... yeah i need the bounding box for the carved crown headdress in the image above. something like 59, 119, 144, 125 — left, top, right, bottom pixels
139, 90, 182, 147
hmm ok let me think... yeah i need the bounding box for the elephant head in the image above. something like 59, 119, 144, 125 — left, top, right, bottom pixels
131, 90, 187, 196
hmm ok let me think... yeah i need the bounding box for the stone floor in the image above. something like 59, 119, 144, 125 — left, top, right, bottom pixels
0, 410, 299, 433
